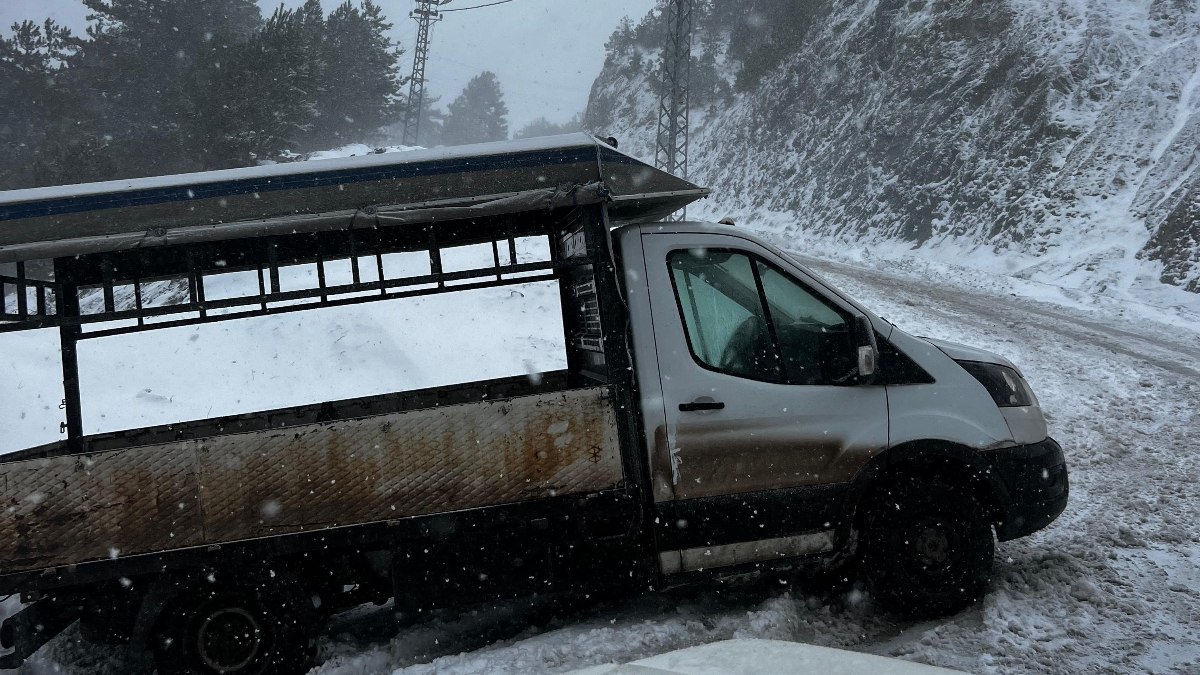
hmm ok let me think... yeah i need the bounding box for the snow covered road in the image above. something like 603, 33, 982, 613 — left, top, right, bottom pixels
10, 254, 1200, 674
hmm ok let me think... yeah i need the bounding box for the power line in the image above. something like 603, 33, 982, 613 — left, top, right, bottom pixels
400, 0, 518, 146
441, 0, 514, 12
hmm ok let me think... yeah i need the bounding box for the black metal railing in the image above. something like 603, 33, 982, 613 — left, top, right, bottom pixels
0, 223, 587, 339
0, 262, 57, 324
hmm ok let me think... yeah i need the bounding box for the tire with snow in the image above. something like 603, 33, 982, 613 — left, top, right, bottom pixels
151, 575, 318, 675
860, 477, 994, 617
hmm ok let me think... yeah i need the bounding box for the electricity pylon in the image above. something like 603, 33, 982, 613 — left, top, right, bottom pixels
402, 0, 452, 146
655, 0, 694, 220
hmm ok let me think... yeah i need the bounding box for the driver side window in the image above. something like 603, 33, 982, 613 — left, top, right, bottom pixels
669, 250, 783, 382
668, 249, 856, 385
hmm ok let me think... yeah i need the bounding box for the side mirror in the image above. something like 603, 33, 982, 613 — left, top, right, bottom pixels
853, 315, 878, 383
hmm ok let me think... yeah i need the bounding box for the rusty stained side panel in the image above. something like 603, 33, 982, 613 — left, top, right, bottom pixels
0, 387, 622, 575
0, 445, 204, 572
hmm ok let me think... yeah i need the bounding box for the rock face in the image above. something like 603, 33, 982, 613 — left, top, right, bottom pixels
587, 0, 1200, 292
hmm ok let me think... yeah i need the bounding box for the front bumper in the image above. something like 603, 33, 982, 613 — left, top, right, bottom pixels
985, 437, 1069, 541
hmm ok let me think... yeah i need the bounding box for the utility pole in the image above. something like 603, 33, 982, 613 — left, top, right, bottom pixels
402, 0, 452, 147
655, 0, 694, 220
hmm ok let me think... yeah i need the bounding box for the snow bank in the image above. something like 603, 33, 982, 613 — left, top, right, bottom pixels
303, 143, 423, 162
568, 639, 968, 674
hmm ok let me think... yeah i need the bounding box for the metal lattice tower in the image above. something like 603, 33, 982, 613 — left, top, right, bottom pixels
402, 0, 451, 146
655, 0, 694, 221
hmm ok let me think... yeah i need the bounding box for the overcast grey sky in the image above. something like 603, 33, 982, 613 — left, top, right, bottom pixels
0, 0, 657, 133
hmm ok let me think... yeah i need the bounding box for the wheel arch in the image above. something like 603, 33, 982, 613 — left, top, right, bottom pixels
847, 439, 1012, 538
140, 565, 322, 675
129, 562, 317, 655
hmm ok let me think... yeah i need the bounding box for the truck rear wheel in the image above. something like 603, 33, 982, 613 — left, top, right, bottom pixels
861, 477, 994, 617
152, 578, 317, 675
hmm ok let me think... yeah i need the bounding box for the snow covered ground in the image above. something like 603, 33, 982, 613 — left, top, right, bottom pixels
4, 232, 1199, 674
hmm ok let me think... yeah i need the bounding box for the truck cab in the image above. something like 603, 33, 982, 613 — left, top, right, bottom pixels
620, 221, 1067, 607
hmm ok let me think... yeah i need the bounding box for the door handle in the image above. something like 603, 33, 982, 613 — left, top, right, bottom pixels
679, 400, 725, 412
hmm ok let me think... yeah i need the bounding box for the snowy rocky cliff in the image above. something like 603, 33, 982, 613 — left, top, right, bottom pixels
586, 0, 1200, 295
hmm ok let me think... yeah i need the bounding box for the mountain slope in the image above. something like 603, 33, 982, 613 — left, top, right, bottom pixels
587, 0, 1200, 295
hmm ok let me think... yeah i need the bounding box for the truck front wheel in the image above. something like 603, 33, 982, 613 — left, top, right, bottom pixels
152, 579, 317, 675
860, 477, 994, 617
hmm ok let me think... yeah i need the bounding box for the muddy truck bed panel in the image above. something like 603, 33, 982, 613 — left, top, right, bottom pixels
0, 387, 622, 575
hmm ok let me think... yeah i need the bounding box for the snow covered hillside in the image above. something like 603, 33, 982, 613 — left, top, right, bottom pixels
587, 0, 1200, 296
11, 242, 1197, 674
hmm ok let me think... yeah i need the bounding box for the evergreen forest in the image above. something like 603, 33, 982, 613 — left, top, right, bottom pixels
0, 0, 407, 190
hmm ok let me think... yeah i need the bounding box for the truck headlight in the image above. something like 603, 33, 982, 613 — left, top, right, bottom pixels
958, 361, 1038, 408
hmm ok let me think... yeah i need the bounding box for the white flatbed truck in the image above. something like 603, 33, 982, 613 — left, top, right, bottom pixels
0, 135, 1066, 674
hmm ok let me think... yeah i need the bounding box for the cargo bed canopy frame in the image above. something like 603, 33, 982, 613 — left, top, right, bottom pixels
0, 264, 55, 324
0, 136, 707, 453
4, 202, 621, 450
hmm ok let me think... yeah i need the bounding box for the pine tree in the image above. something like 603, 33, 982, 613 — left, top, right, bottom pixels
75, 0, 264, 176
208, 6, 320, 164
514, 113, 583, 140
604, 16, 635, 62
413, 94, 447, 147
728, 0, 831, 92
442, 71, 509, 146
297, 0, 326, 41
296, 0, 327, 89
311, 0, 405, 149
1, 0, 414, 186
0, 19, 83, 188
380, 92, 448, 148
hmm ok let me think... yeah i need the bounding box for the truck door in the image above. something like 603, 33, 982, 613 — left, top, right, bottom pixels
641, 232, 888, 573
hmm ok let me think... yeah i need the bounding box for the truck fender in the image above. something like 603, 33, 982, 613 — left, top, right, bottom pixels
847, 440, 1013, 530
128, 573, 193, 657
